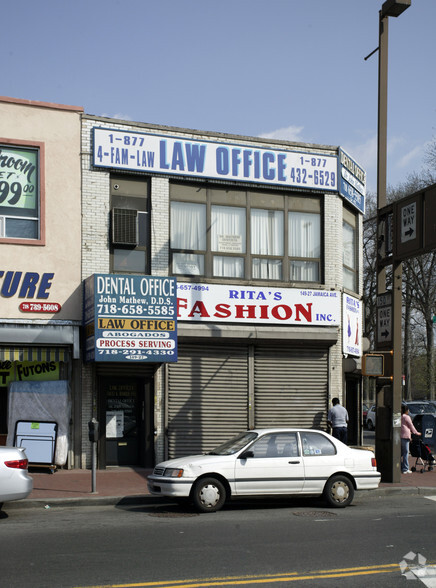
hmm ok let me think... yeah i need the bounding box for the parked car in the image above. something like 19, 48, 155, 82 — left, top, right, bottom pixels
366, 401, 435, 432
407, 401, 436, 417
148, 428, 380, 512
363, 404, 369, 426
0, 447, 33, 509
366, 405, 376, 430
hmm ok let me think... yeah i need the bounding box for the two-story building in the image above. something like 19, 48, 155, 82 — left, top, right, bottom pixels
0, 97, 82, 467
81, 115, 365, 469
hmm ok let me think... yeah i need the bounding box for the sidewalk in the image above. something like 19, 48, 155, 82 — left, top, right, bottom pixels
7, 465, 436, 510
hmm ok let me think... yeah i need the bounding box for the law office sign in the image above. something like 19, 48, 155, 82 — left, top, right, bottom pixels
83, 274, 177, 362
92, 127, 338, 192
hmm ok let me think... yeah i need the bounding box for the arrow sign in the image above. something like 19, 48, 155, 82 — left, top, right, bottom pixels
401, 202, 416, 243
377, 293, 393, 349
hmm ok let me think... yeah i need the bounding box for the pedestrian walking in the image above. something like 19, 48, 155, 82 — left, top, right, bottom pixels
401, 404, 421, 474
327, 398, 349, 444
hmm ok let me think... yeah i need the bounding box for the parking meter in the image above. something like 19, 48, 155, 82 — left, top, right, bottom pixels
88, 418, 99, 443
88, 418, 99, 493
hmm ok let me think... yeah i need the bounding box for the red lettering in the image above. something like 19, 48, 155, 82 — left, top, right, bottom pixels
234, 305, 257, 319
271, 305, 293, 320
259, 305, 269, 319
177, 297, 188, 318
294, 303, 312, 322
214, 303, 231, 318
188, 300, 210, 318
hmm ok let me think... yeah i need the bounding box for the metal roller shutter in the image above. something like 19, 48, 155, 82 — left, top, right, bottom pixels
254, 345, 328, 429
168, 344, 248, 457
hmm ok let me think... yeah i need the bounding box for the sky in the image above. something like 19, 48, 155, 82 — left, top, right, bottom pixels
3, 0, 436, 195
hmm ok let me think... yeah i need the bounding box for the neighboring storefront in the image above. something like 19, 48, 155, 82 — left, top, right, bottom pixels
82, 115, 366, 468
0, 97, 82, 467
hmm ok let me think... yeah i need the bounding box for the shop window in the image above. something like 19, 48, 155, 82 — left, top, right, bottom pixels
170, 183, 322, 284
0, 141, 43, 244
110, 176, 150, 274
343, 207, 358, 292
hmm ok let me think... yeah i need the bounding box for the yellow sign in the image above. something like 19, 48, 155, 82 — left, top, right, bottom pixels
97, 318, 175, 331
0, 361, 60, 386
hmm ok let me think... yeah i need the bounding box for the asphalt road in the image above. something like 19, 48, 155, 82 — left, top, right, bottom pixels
1, 491, 436, 588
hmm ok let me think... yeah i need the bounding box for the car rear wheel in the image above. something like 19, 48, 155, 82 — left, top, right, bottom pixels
192, 477, 226, 513
323, 475, 354, 508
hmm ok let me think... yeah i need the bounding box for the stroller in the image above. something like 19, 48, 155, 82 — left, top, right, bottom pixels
410, 436, 435, 473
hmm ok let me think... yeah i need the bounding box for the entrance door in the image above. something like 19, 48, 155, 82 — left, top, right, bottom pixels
102, 378, 142, 466
346, 376, 360, 446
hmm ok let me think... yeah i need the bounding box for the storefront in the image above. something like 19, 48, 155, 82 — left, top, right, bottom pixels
0, 97, 82, 467
82, 115, 365, 467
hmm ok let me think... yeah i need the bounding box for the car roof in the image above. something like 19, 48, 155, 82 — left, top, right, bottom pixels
248, 428, 327, 435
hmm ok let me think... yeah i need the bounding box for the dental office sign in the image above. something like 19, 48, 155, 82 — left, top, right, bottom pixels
177, 283, 340, 326
84, 274, 177, 362
339, 149, 366, 214
93, 128, 338, 191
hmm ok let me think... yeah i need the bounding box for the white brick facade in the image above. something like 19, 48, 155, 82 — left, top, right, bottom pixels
80, 115, 363, 467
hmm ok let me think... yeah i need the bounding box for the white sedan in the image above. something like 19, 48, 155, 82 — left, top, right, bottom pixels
0, 447, 33, 509
148, 428, 381, 512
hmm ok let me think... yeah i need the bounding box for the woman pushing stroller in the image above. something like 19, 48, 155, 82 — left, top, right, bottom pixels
401, 404, 421, 474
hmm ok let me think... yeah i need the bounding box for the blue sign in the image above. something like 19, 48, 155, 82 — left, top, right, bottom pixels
83, 274, 177, 363
339, 149, 366, 214
93, 127, 339, 192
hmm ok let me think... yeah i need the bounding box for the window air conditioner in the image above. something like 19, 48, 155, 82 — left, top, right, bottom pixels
111, 208, 138, 246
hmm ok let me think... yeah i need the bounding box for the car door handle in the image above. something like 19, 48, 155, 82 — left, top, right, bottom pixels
288, 460, 301, 464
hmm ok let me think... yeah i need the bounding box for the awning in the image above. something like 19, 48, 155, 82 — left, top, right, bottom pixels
0, 347, 68, 362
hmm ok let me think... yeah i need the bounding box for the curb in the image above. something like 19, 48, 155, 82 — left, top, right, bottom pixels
5, 486, 436, 511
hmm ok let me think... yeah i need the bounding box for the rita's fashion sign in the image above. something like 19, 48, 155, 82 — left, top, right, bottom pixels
177, 283, 340, 326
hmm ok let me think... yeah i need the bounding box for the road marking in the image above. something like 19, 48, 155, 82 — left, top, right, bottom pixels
76, 563, 399, 587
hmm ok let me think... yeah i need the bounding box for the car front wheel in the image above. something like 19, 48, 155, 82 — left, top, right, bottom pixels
323, 475, 354, 508
192, 477, 226, 513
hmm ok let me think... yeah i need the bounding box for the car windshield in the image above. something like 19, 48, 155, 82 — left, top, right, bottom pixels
407, 403, 433, 415
207, 431, 258, 455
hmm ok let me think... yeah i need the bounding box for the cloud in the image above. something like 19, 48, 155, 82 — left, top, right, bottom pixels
395, 144, 423, 170
100, 112, 133, 121
258, 125, 305, 142
343, 135, 377, 178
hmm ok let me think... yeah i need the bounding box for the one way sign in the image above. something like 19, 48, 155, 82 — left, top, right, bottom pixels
377, 293, 392, 349
401, 202, 416, 243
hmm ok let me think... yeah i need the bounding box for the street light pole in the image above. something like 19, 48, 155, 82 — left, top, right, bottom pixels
376, 0, 411, 483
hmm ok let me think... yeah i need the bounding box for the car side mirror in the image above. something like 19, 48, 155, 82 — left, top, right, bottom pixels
239, 450, 254, 459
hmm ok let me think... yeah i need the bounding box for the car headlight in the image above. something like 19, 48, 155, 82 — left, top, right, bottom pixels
164, 468, 184, 478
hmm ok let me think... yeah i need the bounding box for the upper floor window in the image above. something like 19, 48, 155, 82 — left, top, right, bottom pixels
0, 142, 42, 243
110, 175, 150, 274
343, 207, 358, 292
170, 183, 322, 283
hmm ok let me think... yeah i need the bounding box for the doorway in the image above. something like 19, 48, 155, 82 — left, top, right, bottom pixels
99, 376, 154, 467
345, 376, 361, 446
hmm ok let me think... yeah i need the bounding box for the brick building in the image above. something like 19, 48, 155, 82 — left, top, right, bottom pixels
80, 114, 365, 469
